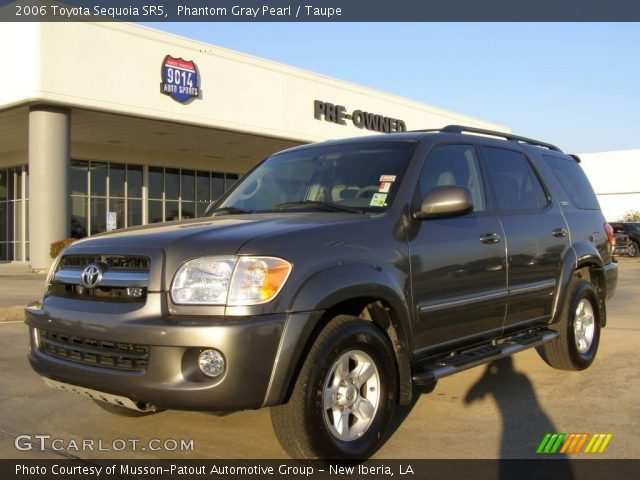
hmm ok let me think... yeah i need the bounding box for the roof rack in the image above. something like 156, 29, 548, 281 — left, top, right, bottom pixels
413, 125, 562, 152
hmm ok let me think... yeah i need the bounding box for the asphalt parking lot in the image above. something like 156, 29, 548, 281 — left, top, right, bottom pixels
1, 262, 638, 460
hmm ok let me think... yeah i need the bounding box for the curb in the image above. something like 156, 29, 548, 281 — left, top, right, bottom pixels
0, 306, 26, 322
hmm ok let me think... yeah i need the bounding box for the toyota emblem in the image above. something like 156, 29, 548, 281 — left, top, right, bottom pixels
81, 263, 104, 288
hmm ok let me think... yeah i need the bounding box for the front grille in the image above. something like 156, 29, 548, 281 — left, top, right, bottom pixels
37, 329, 149, 372
58, 255, 150, 270
47, 283, 147, 302
49, 254, 151, 301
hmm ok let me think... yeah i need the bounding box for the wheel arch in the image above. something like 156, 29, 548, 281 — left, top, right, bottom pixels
263, 264, 414, 407
553, 242, 607, 327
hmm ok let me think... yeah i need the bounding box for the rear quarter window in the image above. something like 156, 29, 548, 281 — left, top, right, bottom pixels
542, 155, 600, 210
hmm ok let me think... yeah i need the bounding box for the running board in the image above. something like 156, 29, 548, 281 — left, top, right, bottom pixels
412, 329, 559, 386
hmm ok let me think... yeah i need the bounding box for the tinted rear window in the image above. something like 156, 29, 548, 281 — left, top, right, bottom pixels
542, 155, 600, 210
482, 147, 549, 212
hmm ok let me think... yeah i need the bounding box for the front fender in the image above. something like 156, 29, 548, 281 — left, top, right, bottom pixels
263, 263, 413, 406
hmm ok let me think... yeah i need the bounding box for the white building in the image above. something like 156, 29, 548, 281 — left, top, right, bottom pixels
0, 22, 506, 270
578, 149, 640, 221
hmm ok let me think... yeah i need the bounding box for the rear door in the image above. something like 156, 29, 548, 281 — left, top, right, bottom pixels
410, 144, 507, 353
480, 147, 570, 332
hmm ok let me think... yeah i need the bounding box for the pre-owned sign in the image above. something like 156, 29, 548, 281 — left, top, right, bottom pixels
314, 100, 407, 133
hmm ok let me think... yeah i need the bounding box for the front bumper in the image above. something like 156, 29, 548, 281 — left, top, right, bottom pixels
25, 294, 315, 412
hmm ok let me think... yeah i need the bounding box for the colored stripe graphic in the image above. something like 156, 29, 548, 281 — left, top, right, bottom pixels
538, 433, 612, 454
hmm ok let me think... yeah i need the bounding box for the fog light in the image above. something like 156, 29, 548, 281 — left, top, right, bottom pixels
198, 349, 225, 377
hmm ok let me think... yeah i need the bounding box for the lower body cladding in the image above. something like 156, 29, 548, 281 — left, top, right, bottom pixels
25, 302, 322, 412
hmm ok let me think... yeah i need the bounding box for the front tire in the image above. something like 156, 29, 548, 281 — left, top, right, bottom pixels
271, 315, 397, 459
628, 242, 639, 257
537, 278, 601, 371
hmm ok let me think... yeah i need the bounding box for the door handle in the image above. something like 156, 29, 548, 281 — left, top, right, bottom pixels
480, 233, 501, 244
552, 228, 568, 238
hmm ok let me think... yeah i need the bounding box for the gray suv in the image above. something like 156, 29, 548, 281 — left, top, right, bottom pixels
26, 125, 617, 459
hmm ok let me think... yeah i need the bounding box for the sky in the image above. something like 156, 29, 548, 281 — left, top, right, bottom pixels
143, 22, 640, 154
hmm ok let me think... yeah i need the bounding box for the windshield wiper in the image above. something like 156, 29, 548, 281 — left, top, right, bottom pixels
274, 201, 363, 214
211, 207, 253, 215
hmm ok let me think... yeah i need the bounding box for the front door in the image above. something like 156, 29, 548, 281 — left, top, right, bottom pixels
409, 144, 507, 354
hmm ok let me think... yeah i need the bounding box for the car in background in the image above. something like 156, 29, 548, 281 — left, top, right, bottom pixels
610, 222, 640, 257
613, 232, 631, 256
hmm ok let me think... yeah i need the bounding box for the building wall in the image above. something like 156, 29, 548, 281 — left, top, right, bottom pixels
579, 149, 640, 221
0, 22, 507, 145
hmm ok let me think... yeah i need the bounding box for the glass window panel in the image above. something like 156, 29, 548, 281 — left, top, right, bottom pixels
8, 168, 15, 199
225, 173, 239, 191
7, 201, 14, 242
165, 201, 179, 221
149, 167, 164, 199
420, 145, 486, 212
211, 173, 225, 201
14, 200, 23, 244
148, 200, 163, 223
482, 147, 542, 212
127, 165, 143, 198
70, 161, 88, 196
70, 197, 88, 239
90, 198, 106, 235
89, 162, 107, 197
0, 243, 7, 261
16, 168, 22, 198
181, 170, 195, 201
165, 168, 180, 200
196, 171, 210, 203
109, 163, 126, 198
181, 201, 195, 220
127, 199, 142, 227
108, 198, 125, 231
0, 203, 6, 241
0, 168, 7, 201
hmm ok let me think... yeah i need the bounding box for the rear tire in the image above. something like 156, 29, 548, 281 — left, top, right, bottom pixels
271, 315, 397, 459
537, 277, 600, 371
93, 400, 161, 417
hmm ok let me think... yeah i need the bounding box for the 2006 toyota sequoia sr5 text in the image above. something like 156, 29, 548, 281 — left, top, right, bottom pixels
26, 125, 617, 459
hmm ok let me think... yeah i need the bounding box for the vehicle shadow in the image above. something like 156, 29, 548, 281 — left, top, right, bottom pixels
464, 357, 574, 478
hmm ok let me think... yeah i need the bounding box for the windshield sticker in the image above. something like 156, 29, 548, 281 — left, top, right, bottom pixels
378, 181, 392, 193
370, 193, 388, 207
379, 175, 396, 183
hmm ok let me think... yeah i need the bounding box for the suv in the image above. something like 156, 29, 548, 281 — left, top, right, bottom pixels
26, 125, 617, 459
610, 222, 640, 257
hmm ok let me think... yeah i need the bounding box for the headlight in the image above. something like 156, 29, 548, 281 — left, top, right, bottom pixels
170, 256, 292, 306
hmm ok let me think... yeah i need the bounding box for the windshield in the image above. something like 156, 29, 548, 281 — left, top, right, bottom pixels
212, 141, 415, 214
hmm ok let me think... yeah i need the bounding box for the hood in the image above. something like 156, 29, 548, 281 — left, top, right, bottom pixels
68, 212, 371, 256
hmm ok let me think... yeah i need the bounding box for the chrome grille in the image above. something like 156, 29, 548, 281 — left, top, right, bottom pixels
37, 329, 149, 372
49, 254, 150, 300
58, 255, 149, 270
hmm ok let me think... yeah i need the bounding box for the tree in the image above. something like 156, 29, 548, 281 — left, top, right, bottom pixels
622, 210, 640, 222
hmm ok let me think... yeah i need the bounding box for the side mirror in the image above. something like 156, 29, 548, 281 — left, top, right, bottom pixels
414, 186, 473, 220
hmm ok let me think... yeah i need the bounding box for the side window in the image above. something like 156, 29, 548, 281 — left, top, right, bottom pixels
542, 154, 600, 210
419, 145, 486, 212
482, 147, 548, 212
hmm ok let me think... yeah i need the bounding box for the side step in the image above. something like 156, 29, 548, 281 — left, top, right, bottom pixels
412, 329, 559, 386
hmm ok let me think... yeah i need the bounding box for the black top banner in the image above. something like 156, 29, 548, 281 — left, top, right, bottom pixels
1, 0, 640, 21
